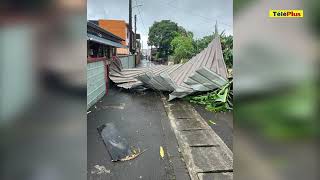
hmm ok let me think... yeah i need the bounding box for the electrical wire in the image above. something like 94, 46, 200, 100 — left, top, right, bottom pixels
163, 0, 232, 29
134, 0, 148, 32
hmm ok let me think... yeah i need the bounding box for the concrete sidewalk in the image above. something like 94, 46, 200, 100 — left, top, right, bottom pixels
192, 105, 233, 151
161, 95, 233, 180
87, 86, 190, 180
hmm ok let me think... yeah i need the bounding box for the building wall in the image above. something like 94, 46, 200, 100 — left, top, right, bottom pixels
98, 19, 129, 55
98, 20, 128, 46
117, 47, 129, 55
87, 61, 106, 109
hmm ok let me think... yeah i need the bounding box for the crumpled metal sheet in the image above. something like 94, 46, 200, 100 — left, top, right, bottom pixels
109, 37, 228, 100
97, 123, 132, 161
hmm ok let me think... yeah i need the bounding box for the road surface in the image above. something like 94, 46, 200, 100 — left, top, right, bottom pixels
87, 59, 190, 180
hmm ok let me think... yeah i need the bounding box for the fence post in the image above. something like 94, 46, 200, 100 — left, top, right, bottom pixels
103, 58, 109, 95
128, 56, 130, 68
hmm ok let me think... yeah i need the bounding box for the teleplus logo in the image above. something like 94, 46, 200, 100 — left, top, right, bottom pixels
269, 10, 303, 18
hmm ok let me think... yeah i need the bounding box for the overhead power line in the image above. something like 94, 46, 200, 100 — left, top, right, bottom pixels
134, 0, 147, 33
163, 0, 232, 29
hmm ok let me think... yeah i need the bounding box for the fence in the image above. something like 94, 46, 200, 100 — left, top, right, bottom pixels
87, 55, 135, 109
119, 55, 136, 69
87, 60, 108, 109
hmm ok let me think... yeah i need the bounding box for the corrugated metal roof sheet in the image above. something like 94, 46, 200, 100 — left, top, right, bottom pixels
109, 37, 228, 100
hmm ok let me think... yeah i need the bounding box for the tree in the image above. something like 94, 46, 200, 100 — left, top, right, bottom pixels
194, 34, 214, 54
148, 20, 187, 59
171, 34, 195, 64
177, 26, 194, 38
220, 33, 233, 69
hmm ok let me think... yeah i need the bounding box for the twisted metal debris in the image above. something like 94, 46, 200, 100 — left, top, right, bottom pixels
109, 37, 228, 100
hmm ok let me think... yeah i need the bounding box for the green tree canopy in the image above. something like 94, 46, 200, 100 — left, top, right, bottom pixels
148, 20, 187, 58
148, 20, 232, 68
171, 34, 195, 64
220, 33, 233, 69
194, 35, 214, 54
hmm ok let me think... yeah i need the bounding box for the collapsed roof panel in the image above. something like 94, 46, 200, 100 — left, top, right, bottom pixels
109, 37, 228, 100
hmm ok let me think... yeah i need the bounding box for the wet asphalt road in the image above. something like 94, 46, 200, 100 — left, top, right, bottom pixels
87, 59, 189, 180
87, 87, 189, 180
87, 59, 233, 179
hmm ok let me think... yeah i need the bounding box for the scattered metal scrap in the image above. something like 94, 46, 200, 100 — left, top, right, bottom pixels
97, 123, 132, 161
91, 165, 110, 175
98, 123, 147, 162
109, 37, 228, 100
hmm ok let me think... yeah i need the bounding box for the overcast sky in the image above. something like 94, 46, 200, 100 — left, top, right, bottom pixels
87, 0, 233, 49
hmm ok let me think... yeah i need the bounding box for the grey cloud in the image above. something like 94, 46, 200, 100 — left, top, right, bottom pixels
87, 0, 233, 47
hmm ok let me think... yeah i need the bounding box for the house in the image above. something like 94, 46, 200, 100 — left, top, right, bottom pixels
87, 21, 124, 59
90, 19, 142, 68
87, 21, 124, 109
96, 19, 132, 56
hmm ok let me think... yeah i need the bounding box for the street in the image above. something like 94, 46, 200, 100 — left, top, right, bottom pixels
87, 59, 190, 180
87, 59, 233, 180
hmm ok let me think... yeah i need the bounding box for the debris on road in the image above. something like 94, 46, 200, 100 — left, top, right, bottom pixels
120, 148, 149, 162
98, 123, 132, 161
109, 37, 228, 100
98, 123, 148, 162
160, 146, 165, 159
187, 80, 233, 112
91, 165, 110, 175
208, 120, 216, 125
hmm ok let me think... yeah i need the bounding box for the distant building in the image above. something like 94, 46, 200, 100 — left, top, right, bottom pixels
87, 21, 124, 59
97, 19, 131, 55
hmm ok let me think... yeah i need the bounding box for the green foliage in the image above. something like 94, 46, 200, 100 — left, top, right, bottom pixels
155, 52, 160, 60
148, 20, 186, 58
220, 33, 233, 69
187, 81, 233, 112
194, 35, 214, 54
148, 20, 233, 67
178, 26, 194, 38
171, 34, 195, 64
308, 0, 320, 33
236, 82, 317, 140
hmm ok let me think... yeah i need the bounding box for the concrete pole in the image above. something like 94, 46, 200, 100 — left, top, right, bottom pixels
129, 0, 133, 54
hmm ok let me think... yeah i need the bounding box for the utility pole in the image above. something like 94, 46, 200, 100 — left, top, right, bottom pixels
129, 0, 133, 54
142, 40, 143, 53
134, 14, 137, 52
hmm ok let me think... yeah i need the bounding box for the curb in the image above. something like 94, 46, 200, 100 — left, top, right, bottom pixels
160, 94, 233, 180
